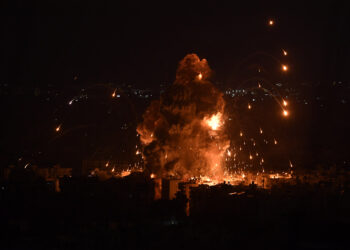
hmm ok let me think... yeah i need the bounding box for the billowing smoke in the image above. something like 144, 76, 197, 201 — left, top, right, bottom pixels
137, 54, 229, 180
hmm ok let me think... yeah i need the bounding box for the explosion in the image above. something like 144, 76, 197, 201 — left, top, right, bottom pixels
137, 54, 229, 180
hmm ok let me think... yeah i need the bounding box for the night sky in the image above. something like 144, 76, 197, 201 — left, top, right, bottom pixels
3, 1, 349, 88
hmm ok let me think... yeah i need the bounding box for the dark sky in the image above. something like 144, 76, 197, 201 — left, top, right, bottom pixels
3, 0, 349, 88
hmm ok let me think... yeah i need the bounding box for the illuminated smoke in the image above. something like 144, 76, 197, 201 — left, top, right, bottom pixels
137, 54, 229, 180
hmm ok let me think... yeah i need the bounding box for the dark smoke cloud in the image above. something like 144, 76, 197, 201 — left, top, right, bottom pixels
137, 54, 229, 179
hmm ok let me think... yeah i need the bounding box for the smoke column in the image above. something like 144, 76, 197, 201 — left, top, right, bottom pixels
137, 54, 230, 180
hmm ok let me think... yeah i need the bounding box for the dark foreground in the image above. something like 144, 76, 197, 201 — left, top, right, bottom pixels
1, 170, 350, 250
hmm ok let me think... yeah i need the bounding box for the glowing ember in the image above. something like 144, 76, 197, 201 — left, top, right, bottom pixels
283, 49, 288, 56
283, 110, 289, 116
282, 65, 288, 71
198, 72, 203, 80
283, 100, 288, 106
112, 89, 116, 98
55, 124, 61, 132
268, 19, 274, 26
150, 173, 156, 179
105, 161, 109, 167
248, 103, 252, 109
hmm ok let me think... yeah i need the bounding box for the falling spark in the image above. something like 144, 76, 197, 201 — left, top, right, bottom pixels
68, 100, 73, 105
283, 99, 288, 106
258, 83, 262, 88
268, 19, 274, 26
274, 139, 278, 145
198, 73, 203, 80
55, 124, 61, 132
105, 162, 109, 167
289, 160, 293, 168
240, 131, 243, 137
112, 89, 117, 98
249, 154, 253, 160
259, 128, 263, 134
150, 173, 156, 179
111, 167, 115, 172
282, 65, 288, 71
248, 103, 252, 110
283, 49, 288, 56
227, 150, 231, 157
283, 110, 289, 117
24, 163, 29, 169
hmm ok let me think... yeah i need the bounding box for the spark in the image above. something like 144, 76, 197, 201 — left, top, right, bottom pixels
150, 173, 156, 179
248, 103, 252, 110
24, 163, 30, 169
227, 150, 231, 157
283, 99, 288, 106
282, 49, 288, 56
112, 89, 117, 98
68, 99, 73, 105
283, 110, 289, 117
55, 124, 61, 132
289, 160, 293, 168
282, 65, 288, 71
198, 73, 203, 80
274, 139, 278, 145
111, 167, 115, 172
268, 19, 274, 26
259, 128, 263, 134
105, 162, 109, 167
258, 83, 262, 88
249, 154, 253, 160
240, 131, 243, 137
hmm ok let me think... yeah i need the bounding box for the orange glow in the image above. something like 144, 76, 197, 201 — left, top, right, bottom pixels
283, 100, 288, 106
282, 65, 288, 71
259, 128, 263, 134
105, 161, 109, 167
150, 173, 156, 179
274, 139, 278, 145
198, 73, 203, 80
204, 112, 222, 130
55, 124, 61, 132
268, 19, 274, 26
249, 154, 253, 160
283, 49, 288, 56
112, 89, 117, 98
240, 131, 243, 137
283, 110, 289, 117
227, 150, 231, 157
248, 103, 251, 109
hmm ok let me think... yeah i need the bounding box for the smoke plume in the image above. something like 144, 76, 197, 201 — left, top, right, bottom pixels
137, 54, 229, 180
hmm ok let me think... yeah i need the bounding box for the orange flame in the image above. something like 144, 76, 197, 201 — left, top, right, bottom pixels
204, 112, 222, 131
